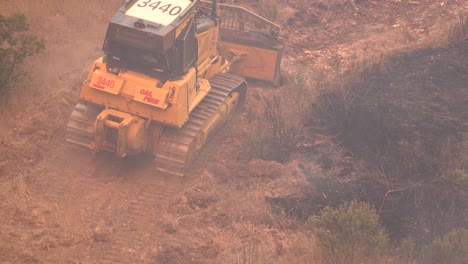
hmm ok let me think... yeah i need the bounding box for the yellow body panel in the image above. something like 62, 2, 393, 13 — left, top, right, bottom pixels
80, 58, 199, 128
79, 21, 227, 129
197, 27, 219, 65
68, 1, 282, 170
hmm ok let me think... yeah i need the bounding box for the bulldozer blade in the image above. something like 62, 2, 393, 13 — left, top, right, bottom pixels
220, 30, 283, 86
200, 1, 283, 86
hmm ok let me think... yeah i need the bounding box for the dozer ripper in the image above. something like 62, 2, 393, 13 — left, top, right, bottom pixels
66, 0, 283, 176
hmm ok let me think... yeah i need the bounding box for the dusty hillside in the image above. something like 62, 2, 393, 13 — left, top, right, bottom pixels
0, 0, 467, 263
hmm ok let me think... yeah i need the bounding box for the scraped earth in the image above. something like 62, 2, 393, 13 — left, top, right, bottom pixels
0, 0, 467, 263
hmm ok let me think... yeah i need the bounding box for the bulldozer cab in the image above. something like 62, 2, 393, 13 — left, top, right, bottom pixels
102, 0, 282, 84
103, 0, 283, 85
102, 0, 199, 78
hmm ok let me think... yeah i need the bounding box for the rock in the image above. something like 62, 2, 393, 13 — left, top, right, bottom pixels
248, 159, 284, 178
93, 229, 111, 242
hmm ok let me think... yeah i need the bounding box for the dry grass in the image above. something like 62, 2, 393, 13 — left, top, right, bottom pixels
12, 175, 33, 208
0, 0, 121, 125
0, 0, 121, 19
0, 173, 35, 214
245, 50, 386, 162
0, 97, 21, 129
448, 15, 468, 49
281, 235, 322, 263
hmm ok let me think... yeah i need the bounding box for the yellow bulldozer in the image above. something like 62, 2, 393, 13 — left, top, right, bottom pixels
66, 0, 283, 176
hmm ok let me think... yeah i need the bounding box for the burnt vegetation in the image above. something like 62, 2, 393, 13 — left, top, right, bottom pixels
313, 46, 467, 240
251, 14, 468, 262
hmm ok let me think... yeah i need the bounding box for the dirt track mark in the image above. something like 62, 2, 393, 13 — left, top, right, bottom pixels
88, 168, 187, 263
20, 140, 187, 263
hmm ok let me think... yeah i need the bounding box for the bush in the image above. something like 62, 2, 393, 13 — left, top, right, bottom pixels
244, 124, 267, 160
0, 13, 45, 96
421, 227, 468, 264
261, 73, 314, 162
448, 15, 467, 51
399, 237, 417, 260
308, 201, 389, 264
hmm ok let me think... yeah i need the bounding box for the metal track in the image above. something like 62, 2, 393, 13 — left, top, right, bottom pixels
154, 73, 246, 177
66, 102, 101, 150
66, 73, 246, 177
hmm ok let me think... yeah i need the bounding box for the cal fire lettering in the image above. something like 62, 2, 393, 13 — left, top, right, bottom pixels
140, 89, 160, 105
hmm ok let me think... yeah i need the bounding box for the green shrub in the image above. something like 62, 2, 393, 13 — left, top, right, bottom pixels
0, 13, 45, 96
446, 169, 468, 189
308, 201, 389, 264
399, 237, 417, 261
422, 228, 468, 264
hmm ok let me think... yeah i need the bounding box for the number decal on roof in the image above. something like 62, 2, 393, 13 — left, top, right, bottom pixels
126, 0, 192, 26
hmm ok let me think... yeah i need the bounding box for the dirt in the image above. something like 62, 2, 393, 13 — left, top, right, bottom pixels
0, 0, 467, 263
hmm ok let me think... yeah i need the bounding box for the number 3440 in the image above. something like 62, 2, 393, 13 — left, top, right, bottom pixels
137, 0, 183, 16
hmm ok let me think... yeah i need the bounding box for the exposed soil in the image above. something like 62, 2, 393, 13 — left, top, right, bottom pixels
0, 0, 467, 263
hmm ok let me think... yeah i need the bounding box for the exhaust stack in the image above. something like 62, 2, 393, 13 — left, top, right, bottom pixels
211, 0, 217, 23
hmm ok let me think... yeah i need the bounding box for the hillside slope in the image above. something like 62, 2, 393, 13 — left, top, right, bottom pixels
0, 0, 466, 263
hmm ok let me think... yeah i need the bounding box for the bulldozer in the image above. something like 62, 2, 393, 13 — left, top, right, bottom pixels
66, 0, 283, 176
